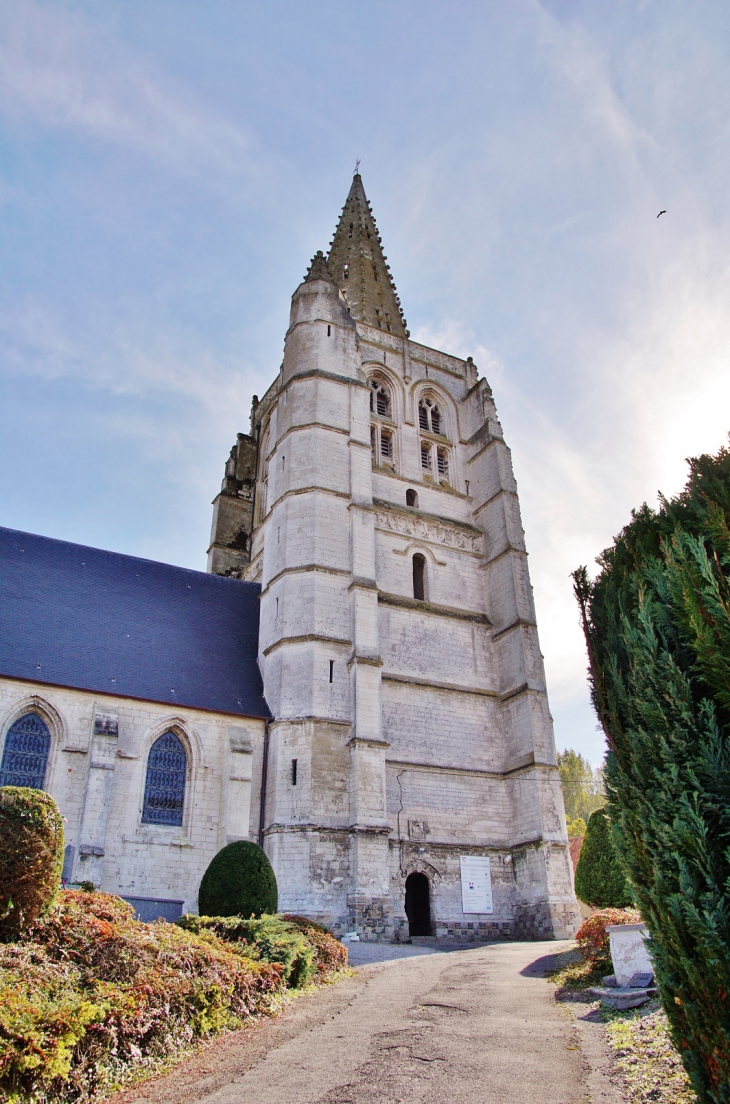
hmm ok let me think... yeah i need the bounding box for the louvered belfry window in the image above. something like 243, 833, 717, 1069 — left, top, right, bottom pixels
370, 379, 390, 417
142, 731, 187, 826
0, 713, 51, 789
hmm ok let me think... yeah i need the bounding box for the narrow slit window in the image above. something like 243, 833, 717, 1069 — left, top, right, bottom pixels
418, 402, 429, 431
329, 660, 334, 683
370, 425, 377, 459
431, 406, 441, 434
343, 264, 349, 279
348, 223, 353, 238
327, 324, 331, 336
437, 449, 449, 477
291, 758, 298, 786
420, 442, 432, 470
412, 554, 426, 601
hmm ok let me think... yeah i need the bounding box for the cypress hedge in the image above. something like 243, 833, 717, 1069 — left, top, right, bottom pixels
198, 840, 278, 919
573, 441, 730, 1103
0, 786, 64, 941
574, 808, 632, 908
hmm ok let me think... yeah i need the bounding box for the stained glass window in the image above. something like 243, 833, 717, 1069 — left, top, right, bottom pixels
0, 713, 51, 789
141, 731, 187, 826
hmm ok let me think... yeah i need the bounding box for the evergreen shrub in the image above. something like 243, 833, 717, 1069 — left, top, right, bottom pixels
178, 913, 346, 984
178, 914, 315, 988
574, 808, 633, 908
283, 915, 348, 979
198, 841, 277, 919
0, 786, 64, 941
573, 440, 730, 1102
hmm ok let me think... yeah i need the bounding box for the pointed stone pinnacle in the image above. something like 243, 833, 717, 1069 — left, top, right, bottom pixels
304, 250, 335, 283
326, 174, 407, 337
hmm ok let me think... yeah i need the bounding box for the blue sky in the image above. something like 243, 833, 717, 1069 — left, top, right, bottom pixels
2, 0, 729, 766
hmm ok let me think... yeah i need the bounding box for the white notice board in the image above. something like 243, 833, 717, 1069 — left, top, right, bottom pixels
460, 855, 493, 914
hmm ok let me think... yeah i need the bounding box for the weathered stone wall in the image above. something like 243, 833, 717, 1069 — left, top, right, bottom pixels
227, 260, 579, 941
0, 678, 265, 914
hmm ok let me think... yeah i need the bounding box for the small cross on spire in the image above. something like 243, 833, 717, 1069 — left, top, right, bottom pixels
354, 158, 361, 175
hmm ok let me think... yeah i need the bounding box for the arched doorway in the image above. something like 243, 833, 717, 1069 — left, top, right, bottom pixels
405, 872, 431, 936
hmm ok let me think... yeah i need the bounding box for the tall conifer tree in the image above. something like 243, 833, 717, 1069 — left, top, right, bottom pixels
573, 442, 730, 1103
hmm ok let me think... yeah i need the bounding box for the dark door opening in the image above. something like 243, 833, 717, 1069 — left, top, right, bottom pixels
405, 872, 431, 937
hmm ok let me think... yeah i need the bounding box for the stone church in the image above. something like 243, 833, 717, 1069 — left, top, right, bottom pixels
0, 174, 578, 940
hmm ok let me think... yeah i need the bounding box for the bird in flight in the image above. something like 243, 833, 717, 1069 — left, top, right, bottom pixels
657, 210, 667, 218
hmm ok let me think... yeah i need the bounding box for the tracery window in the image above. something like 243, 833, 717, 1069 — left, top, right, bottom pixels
370, 379, 391, 417
141, 731, 187, 826
0, 713, 51, 789
418, 397, 441, 435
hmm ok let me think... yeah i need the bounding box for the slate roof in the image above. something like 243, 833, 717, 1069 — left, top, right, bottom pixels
0, 527, 270, 719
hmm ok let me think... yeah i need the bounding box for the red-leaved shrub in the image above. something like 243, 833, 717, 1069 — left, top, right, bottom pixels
576, 907, 642, 965
0, 890, 283, 1103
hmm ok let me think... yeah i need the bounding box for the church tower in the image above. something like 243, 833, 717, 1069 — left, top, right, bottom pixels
209, 175, 579, 941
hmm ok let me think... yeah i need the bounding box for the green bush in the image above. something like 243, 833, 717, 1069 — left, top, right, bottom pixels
179, 914, 312, 988
198, 841, 277, 919
0, 786, 64, 941
282, 915, 348, 979
179, 913, 347, 988
573, 440, 730, 1103
574, 808, 633, 908
0, 890, 282, 1103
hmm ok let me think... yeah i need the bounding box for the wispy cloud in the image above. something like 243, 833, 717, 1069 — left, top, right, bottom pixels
0, 3, 263, 186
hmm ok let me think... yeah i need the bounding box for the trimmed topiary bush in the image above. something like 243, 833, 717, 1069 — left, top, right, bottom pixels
198, 840, 277, 919
574, 808, 633, 908
0, 786, 64, 941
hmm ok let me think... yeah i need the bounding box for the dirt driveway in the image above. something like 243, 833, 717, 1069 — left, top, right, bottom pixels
122, 941, 622, 1104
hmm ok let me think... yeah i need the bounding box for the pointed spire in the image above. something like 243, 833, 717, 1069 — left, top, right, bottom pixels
327, 174, 408, 337
304, 250, 335, 283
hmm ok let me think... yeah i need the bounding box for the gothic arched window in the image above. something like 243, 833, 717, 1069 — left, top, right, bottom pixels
370, 379, 391, 417
418, 397, 441, 435
141, 731, 187, 826
0, 713, 51, 789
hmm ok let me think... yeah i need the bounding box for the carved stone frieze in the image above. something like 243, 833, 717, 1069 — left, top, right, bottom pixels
374, 508, 483, 554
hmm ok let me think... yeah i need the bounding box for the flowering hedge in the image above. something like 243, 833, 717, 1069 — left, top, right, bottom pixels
0, 891, 284, 1102
576, 907, 642, 967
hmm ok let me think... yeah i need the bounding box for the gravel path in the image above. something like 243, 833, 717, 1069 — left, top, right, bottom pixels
121, 941, 623, 1104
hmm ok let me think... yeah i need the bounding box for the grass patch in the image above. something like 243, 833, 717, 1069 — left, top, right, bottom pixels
549, 948, 696, 1103
550, 952, 608, 998
605, 1003, 695, 1104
